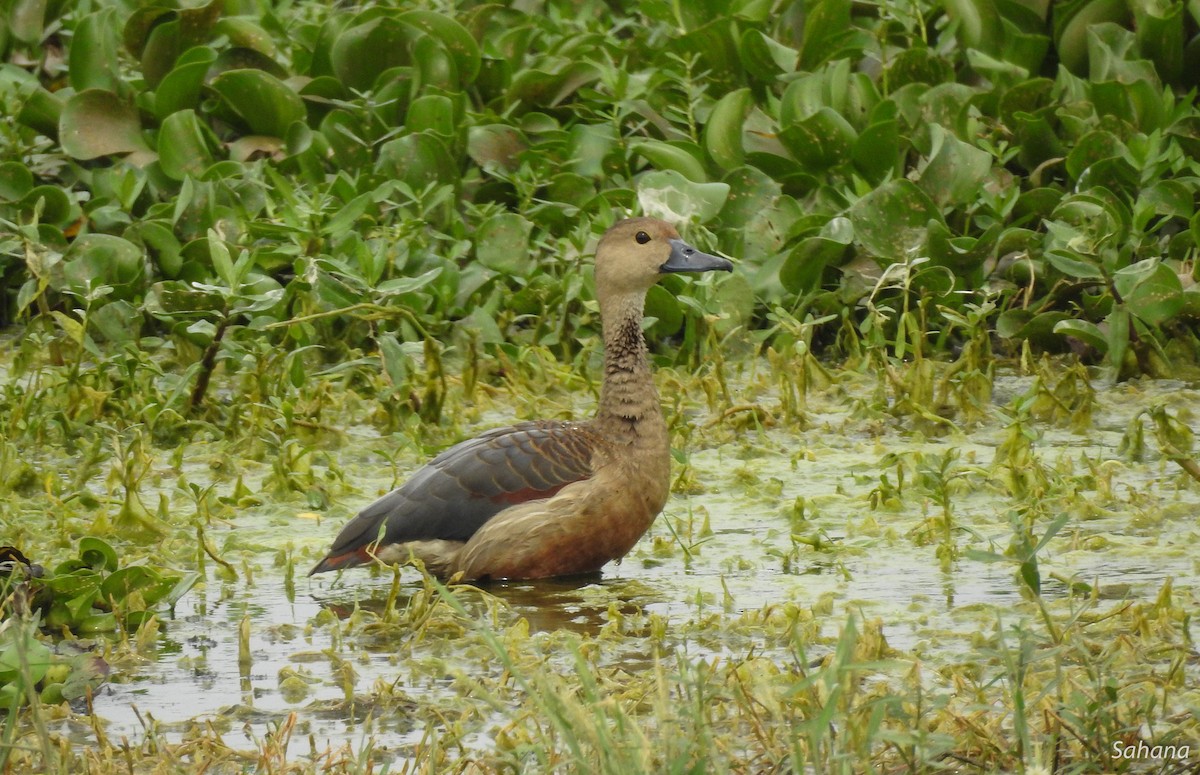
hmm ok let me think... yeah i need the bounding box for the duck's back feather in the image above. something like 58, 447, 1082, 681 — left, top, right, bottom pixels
310, 420, 599, 573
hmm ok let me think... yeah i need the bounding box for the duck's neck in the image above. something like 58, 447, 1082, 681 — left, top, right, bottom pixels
593, 291, 667, 445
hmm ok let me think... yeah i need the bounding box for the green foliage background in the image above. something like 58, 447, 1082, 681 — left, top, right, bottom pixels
1, 0, 1199, 395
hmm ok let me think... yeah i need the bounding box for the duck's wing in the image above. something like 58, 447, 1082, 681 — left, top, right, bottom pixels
310, 421, 599, 574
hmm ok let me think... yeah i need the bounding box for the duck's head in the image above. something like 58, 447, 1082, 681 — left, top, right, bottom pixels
595, 217, 733, 296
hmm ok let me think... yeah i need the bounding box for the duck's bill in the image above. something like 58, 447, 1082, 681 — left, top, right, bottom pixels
660, 239, 734, 273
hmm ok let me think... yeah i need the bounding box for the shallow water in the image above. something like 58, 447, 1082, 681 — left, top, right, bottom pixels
67, 366, 1200, 761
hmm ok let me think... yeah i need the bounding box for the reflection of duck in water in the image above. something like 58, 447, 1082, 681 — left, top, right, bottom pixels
311, 218, 732, 581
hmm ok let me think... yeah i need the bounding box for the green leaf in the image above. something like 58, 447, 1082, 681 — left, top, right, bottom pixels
1053, 318, 1108, 351
942, 0, 1003, 54
79, 537, 119, 572
153, 47, 217, 120
1053, 0, 1130, 74
207, 230, 236, 289
644, 284, 684, 338
59, 234, 146, 300
781, 230, 851, 294
0, 162, 33, 201
398, 10, 481, 84
1115, 261, 1184, 325
209, 69, 305, 138
19, 185, 73, 226
378, 333, 411, 386
632, 140, 709, 182
778, 107, 857, 170
1044, 250, 1104, 280
100, 566, 161, 603
406, 94, 456, 138
17, 87, 63, 139
157, 110, 215, 181
59, 90, 153, 161
637, 169, 730, 224
475, 213, 534, 276
330, 16, 415, 92
377, 267, 444, 296
704, 88, 753, 171
916, 124, 993, 207
377, 132, 457, 189
739, 28, 798, 80
69, 8, 123, 93
847, 180, 942, 261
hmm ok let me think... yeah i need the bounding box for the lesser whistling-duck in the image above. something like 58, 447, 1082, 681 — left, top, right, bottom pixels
310, 217, 733, 581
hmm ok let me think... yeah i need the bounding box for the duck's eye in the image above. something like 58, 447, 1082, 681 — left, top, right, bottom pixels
635, 231, 651, 244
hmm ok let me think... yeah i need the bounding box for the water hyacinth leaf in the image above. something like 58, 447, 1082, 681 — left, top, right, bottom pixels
90, 299, 142, 343
214, 16, 276, 57
799, 0, 855, 68
848, 180, 941, 261
158, 110, 215, 181
942, 0, 1003, 54
704, 88, 753, 171
507, 62, 601, 108
632, 140, 709, 182
122, 4, 173, 58
209, 46, 289, 81
739, 28, 798, 80
59, 90, 152, 160
17, 87, 63, 138
70, 8, 123, 93
79, 537, 119, 572
781, 223, 852, 294
0, 162, 33, 201
1132, 0, 1183, 83
8, 0, 48, 45
996, 310, 1070, 347
139, 17, 182, 88
100, 566, 160, 603
209, 69, 306, 138
153, 47, 216, 119
1064, 129, 1124, 181
156, 571, 200, 614
20, 185, 72, 225
398, 10, 481, 84
476, 213, 534, 276
778, 108, 857, 170
644, 283, 685, 337
637, 169, 730, 224
377, 132, 457, 189
1053, 0, 1130, 74
0, 630, 51, 686
126, 222, 179, 280
406, 94, 456, 138
1115, 261, 1184, 325
1053, 318, 1108, 351
412, 34, 458, 91
853, 116, 900, 182
331, 16, 414, 91
719, 165, 781, 226
467, 124, 525, 173
916, 124, 992, 206
60, 234, 146, 300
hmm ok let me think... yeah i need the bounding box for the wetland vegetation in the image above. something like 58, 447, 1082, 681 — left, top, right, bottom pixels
1, 0, 1200, 772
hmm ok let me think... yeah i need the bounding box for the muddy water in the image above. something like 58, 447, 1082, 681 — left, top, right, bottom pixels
84, 369, 1200, 758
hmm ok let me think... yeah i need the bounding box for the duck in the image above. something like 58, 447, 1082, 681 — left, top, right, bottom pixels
310, 217, 733, 581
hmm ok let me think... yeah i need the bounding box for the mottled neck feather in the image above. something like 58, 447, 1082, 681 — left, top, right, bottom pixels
593, 291, 667, 444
